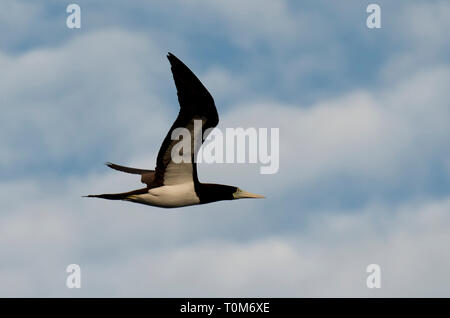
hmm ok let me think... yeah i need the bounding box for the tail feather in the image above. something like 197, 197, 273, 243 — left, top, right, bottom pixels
84, 163, 154, 200
83, 193, 127, 200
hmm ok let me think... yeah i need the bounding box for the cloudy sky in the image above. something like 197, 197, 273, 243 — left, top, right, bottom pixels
1, 0, 449, 297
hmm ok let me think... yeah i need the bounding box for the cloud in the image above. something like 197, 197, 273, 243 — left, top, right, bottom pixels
0, 0, 449, 297
393, 1, 450, 52
175, 0, 298, 49
1, 57, 448, 296
0, 28, 174, 177
200, 63, 449, 204
1, 168, 449, 296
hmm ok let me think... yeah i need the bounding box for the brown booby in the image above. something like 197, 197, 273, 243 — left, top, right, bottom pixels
85, 53, 264, 208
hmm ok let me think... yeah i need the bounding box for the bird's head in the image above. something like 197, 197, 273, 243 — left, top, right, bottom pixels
232, 187, 265, 200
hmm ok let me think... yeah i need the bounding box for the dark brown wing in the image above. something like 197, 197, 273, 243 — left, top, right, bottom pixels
106, 162, 155, 186
106, 162, 154, 175
152, 53, 219, 187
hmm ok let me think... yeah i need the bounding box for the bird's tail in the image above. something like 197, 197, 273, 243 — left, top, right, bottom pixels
83, 193, 127, 200
83, 187, 148, 200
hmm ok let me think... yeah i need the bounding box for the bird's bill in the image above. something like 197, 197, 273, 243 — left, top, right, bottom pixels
233, 188, 265, 199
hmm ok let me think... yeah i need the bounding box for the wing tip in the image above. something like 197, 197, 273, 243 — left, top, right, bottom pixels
167, 52, 182, 66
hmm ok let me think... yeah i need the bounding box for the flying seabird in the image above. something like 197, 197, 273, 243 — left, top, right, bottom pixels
85, 53, 264, 208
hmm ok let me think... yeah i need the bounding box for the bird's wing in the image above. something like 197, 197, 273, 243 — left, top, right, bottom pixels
105, 162, 155, 186
106, 162, 154, 175
152, 53, 219, 187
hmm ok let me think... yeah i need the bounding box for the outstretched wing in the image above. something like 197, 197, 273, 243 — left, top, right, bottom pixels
152, 53, 219, 187
106, 162, 155, 186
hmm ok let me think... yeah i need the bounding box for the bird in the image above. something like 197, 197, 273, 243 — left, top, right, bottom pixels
85, 53, 265, 208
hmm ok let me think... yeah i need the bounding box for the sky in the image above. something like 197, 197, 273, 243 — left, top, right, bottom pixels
0, 0, 449, 297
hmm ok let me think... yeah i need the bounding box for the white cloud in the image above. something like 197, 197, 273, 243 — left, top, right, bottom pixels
2, 168, 449, 297
0, 28, 173, 171
199, 63, 450, 198
0, 0, 449, 297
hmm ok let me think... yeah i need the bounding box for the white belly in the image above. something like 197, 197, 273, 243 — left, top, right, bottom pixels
128, 182, 200, 208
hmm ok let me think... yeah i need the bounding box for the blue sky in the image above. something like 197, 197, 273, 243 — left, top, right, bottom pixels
0, 0, 449, 296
